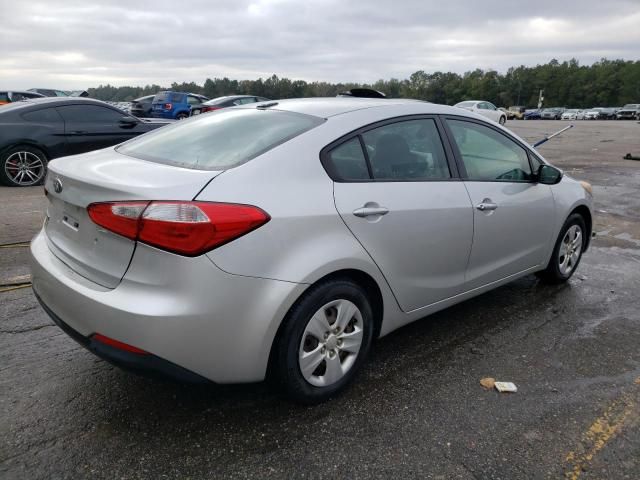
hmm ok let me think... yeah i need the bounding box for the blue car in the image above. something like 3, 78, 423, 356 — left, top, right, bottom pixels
524, 109, 542, 120
150, 91, 209, 120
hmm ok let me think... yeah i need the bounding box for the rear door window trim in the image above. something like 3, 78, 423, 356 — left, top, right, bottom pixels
320, 114, 461, 183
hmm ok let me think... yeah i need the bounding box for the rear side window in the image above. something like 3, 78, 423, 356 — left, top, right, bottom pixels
153, 92, 169, 102
363, 119, 450, 180
117, 109, 324, 170
22, 108, 63, 123
324, 118, 451, 182
171, 93, 186, 103
447, 119, 532, 182
57, 105, 123, 123
325, 138, 370, 180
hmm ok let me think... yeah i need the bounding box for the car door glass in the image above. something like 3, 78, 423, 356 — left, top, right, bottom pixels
361, 119, 451, 180
325, 138, 370, 181
22, 108, 63, 123
57, 105, 124, 124
447, 119, 532, 182
187, 96, 202, 106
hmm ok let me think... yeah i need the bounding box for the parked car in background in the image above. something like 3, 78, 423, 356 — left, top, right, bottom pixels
150, 91, 209, 120
561, 109, 581, 120
0, 90, 45, 105
31, 97, 593, 403
508, 106, 526, 120
454, 100, 506, 125
28, 88, 69, 97
190, 95, 271, 116
524, 109, 542, 120
130, 95, 156, 118
598, 108, 617, 120
541, 108, 565, 120
0, 98, 170, 187
616, 104, 640, 120
584, 108, 602, 120
575, 110, 588, 120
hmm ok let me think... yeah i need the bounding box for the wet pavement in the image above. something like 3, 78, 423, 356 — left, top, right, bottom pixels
1, 120, 639, 479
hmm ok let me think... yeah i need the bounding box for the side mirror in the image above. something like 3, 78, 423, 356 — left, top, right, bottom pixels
119, 116, 138, 126
537, 164, 563, 185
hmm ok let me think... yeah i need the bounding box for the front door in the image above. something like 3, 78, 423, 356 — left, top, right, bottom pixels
327, 117, 474, 312
444, 117, 555, 289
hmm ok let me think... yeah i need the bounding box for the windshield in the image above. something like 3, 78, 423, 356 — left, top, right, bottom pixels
455, 101, 476, 108
117, 108, 325, 170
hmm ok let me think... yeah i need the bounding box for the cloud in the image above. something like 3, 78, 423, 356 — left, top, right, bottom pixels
0, 0, 638, 89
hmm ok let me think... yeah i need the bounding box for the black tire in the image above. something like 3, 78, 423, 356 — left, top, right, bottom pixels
176, 112, 189, 120
536, 213, 587, 284
0, 145, 48, 187
272, 278, 375, 404
499, 116, 506, 125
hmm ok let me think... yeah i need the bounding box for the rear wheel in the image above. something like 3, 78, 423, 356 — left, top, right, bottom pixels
537, 214, 586, 284
499, 115, 506, 125
272, 278, 374, 404
0, 145, 47, 187
176, 112, 189, 120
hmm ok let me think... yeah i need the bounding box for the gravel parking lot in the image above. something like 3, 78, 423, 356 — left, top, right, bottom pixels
1, 120, 639, 479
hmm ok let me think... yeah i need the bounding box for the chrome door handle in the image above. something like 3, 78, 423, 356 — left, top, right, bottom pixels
476, 201, 498, 211
353, 206, 389, 217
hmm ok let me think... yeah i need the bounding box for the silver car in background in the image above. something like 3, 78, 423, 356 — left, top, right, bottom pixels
31, 98, 593, 403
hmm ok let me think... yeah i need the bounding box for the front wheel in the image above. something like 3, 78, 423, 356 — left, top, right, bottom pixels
0, 145, 48, 187
537, 214, 587, 284
272, 278, 374, 404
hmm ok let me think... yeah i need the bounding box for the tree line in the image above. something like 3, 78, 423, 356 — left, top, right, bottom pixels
87, 58, 640, 108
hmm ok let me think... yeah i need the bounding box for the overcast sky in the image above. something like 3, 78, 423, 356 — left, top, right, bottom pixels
1, 0, 639, 90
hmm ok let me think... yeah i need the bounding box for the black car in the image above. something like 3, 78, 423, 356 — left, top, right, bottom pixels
598, 108, 617, 120
190, 95, 271, 116
0, 90, 45, 105
27, 88, 70, 97
0, 98, 170, 187
130, 94, 156, 118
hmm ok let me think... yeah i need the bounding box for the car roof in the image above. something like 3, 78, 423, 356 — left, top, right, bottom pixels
239, 97, 437, 118
0, 97, 126, 113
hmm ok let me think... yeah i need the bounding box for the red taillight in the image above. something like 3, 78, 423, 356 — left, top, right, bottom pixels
92, 333, 149, 355
202, 106, 221, 113
164, 103, 172, 110
87, 201, 270, 256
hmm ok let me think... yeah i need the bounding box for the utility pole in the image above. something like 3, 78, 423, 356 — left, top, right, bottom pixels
537, 89, 544, 109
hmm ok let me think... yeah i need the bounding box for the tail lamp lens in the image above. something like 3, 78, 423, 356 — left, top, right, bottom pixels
164, 103, 172, 110
87, 201, 269, 256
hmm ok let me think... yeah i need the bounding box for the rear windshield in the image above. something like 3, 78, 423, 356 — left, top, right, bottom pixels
117, 108, 325, 170
153, 92, 170, 102
455, 101, 476, 108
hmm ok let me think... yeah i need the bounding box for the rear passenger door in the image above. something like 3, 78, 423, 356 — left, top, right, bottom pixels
443, 117, 555, 290
327, 117, 474, 312
57, 104, 141, 155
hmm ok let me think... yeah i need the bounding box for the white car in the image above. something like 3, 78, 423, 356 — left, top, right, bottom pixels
561, 109, 580, 120
454, 100, 507, 125
584, 108, 603, 120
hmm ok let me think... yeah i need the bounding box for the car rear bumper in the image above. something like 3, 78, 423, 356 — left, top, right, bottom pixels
30, 229, 307, 383
34, 290, 210, 383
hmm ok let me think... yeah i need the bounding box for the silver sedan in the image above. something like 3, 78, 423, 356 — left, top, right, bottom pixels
31, 98, 593, 403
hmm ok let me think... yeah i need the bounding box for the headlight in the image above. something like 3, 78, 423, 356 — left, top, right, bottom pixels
580, 180, 593, 196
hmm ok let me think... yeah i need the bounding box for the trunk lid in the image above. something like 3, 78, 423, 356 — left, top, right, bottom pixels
43, 148, 221, 288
